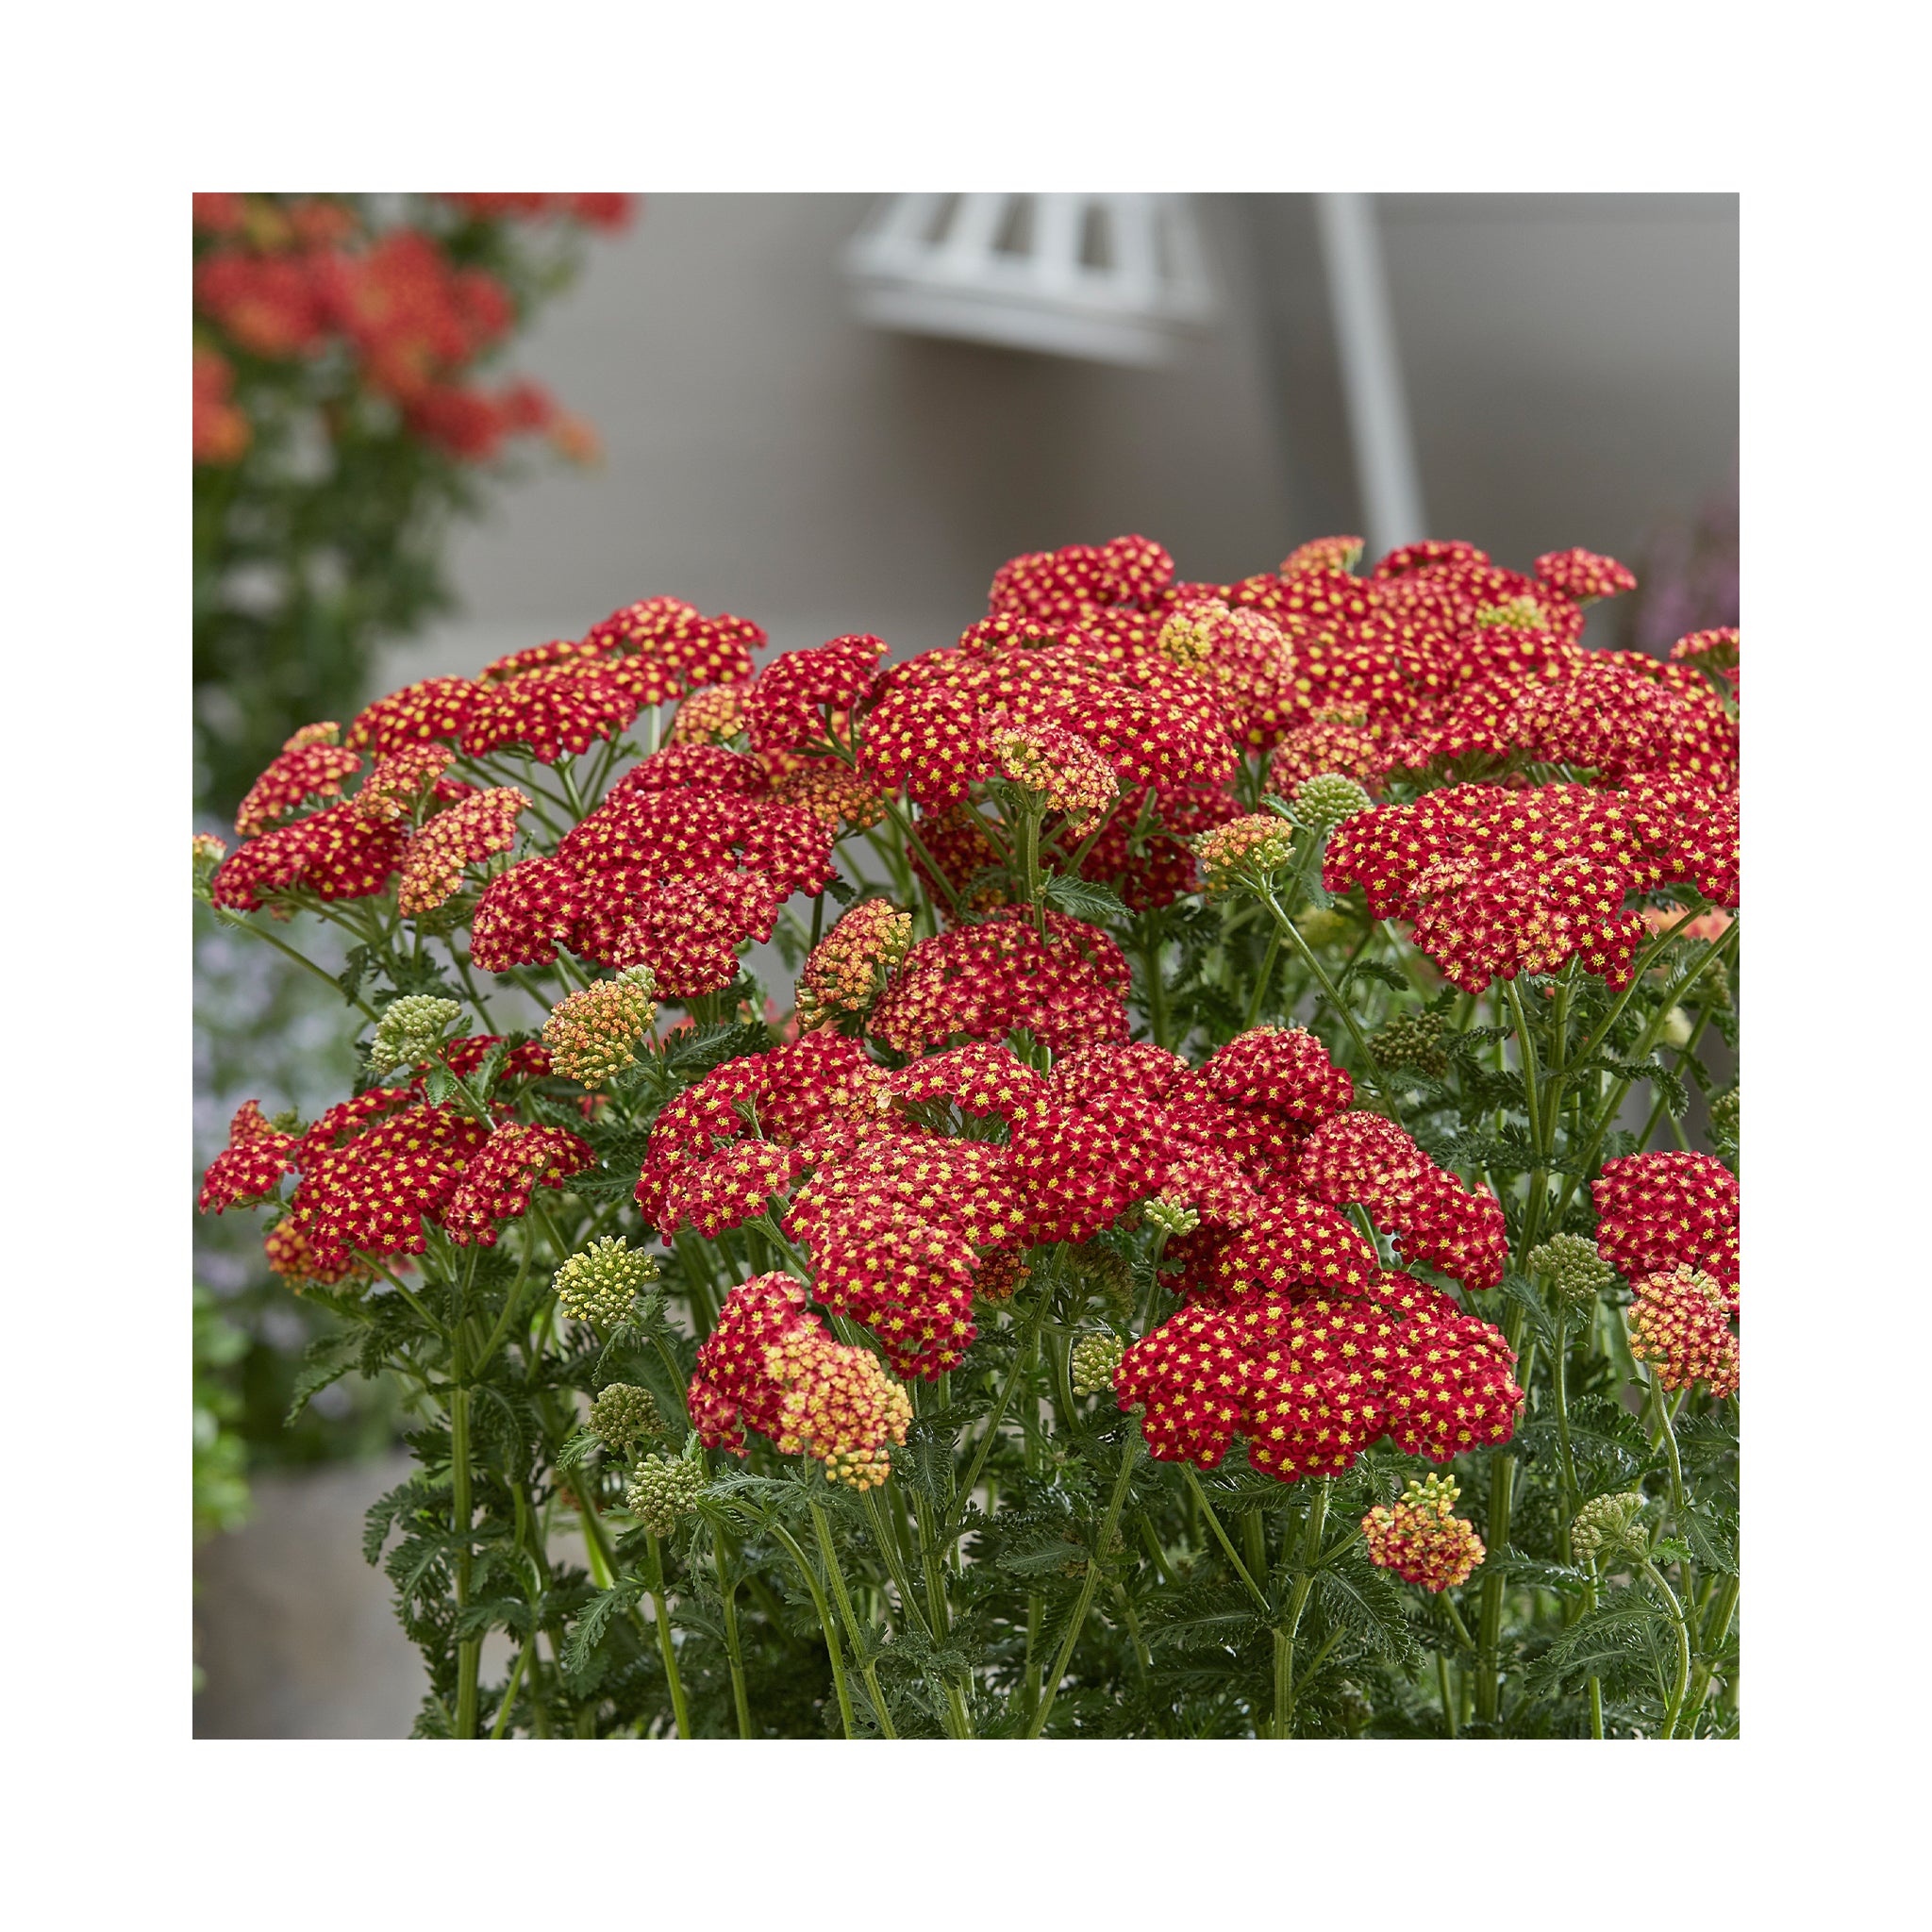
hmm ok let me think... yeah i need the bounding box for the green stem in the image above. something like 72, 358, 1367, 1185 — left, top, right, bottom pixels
1259, 890, 1398, 1116
450, 1378, 479, 1739
713, 1530, 755, 1740
643, 1531, 693, 1739
1025, 1434, 1140, 1737
1436, 1652, 1459, 1738
1243, 925, 1285, 1030
760, 1517, 856, 1738
1182, 1468, 1269, 1612
1273, 1478, 1330, 1738
1641, 1558, 1693, 1739
489, 1640, 530, 1740
808, 1503, 897, 1738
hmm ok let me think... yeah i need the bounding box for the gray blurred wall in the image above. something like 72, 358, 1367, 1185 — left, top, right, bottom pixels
387, 191, 1736, 688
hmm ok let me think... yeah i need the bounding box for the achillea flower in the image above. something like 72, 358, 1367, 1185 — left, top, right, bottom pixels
1196, 1026, 1354, 1123
657, 1139, 808, 1240
353, 742, 456, 823
1116, 1274, 1521, 1480
443, 1124, 593, 1246
794, 900, 913, 1030
1525, 1232, 1616, 1309
1362, 1474, 1486, 1591
1280, 534, 1365, 576
1670, 626, 1740, 676
1072, 1333, 1126, 1397
742, 633, 886, 757
670, 680, 751, 744
343, 677, 482, 756
192, 834, 227, 897
235, 730, 362, 837
870, 908, 1131, 1058
211, 801, 407, 910
987, 532, 1175, 626
1191, 814, 1296, 894
458, 660, 640, 764
770, 761, 887, 833
199, 1101, 300, 1211
542, 968, 658, 1087
285, 1103, 491, 1271
1570, 1491, 1647, 1565
583, 595, 766, 708
554, 1236, 658, 1327
1268, 713, 1387, 796
1297, 1110, 1508, 1291
1626, 1264, 1740, 1398
1324, 781, 1737, 992
590, 1383, 662, 1457
368, 994, 463, 1074
625, 1455, 708, 1536
989, 713, 1119, 828
397, 787, 528, 915
1535, 548, 1639, 605
689, 1274, 911, 1487
1292, 773, 1373, 832
1591, 1150, 1739, 1292
261, 1216, 371, 1290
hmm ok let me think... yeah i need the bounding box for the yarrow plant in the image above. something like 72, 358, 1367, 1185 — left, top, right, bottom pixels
196, 527, 1740, 1739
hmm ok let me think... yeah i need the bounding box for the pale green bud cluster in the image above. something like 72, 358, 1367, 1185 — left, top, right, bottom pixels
589, 1383, 662, 1458
1526, 1232, 1617, 1310
1071, 1333, 1126, 1398
1295, 907, 1351, 947
1570, 1491, 1648, 1564
1709, 1088, 1740, 1147
1144, 1198, 1201, 1237
369, 994, 463, 1075
554, 1237, 658, 1328
1372, 1008, 1447, 1079
1293, 772, 1373, 832
625, 1454, 707, 1537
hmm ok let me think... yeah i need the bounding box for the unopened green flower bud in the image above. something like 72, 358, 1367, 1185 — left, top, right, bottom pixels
1071, 1333, 1126, 1398
1293, 773, 1373, 832
625, 1454, 707, 1536
1372, 1008, 1447, 1079
1699, 958, 1733, 1011
589, 1382, 662, 1457
554, 1237, 658, 1328
1144, 1198, 1201, 1237
1709, 1088, 1740, 1144
1526, 1232, 1616, 1311
1570, 1491, 1648, 1564
369, 994, 463, 1075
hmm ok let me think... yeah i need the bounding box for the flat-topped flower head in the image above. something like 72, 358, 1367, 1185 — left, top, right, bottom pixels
1592, 1150, 1739, 1292
1627, 1264, 1740, 1398
235, 730, 362, 837
554, 1236, 659, 1327
795, 900, 913, 1031
1362, 1474, 1486, 1591
543, 968, 658, 1088
1191, 814, 1296, 895
1534, 548, 1638, 605
397, 787, 528, 916
988, 713, 1118, 828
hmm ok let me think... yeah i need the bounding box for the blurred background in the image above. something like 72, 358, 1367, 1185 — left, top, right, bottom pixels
192, 191, 1738, 1736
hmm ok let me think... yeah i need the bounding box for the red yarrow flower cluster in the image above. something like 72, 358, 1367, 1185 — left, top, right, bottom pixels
1324, 780, 1739, 991
1362, 1474, 1487, 1591
1591, 1149, 1740, 1292
1116, 1273, 1521, 1480
1626, 1264, 1740, 1398
468, 745, 834, 993
688, 1274, 913, 1488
